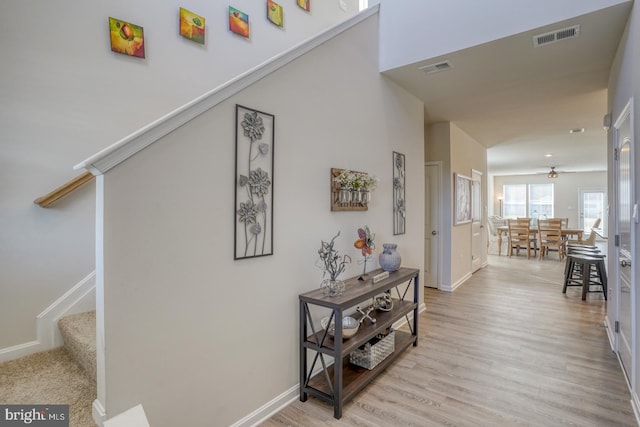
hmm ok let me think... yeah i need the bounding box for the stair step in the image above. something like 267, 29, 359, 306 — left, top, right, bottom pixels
58, 310, 96, 382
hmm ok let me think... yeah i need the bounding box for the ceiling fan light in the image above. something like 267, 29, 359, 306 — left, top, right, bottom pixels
548, 167, 558, 178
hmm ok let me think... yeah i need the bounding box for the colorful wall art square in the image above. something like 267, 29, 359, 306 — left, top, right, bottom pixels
179, 7, 205, 44
109, 17, 145, 58
297, 0, 310, 12
267, 0, 284, 28
229, 6, 250, 38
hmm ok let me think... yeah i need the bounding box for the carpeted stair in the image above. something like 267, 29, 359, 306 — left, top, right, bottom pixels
58, 310, 97, 383
0, 311, 97, 426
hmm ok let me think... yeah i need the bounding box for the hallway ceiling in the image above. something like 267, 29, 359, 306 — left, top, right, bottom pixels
382, 3, 632, 176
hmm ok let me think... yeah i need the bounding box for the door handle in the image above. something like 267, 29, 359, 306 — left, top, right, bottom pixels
432, 230, 437, 235
621, 259, 632, 267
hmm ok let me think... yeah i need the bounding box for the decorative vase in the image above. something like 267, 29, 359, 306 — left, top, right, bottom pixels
351, 189, 362, 203
378, 243, 401, 272
360, 189, 371, 203
321, 278, 346, 297
338, 188, 351, 203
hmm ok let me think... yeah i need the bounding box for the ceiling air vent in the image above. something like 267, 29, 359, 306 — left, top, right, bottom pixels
418, 60, 453, 75
533, 25, 580, 47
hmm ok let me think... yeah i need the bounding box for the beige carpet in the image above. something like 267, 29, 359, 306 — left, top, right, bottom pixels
58, 311, 97, 382
0, 348, 96, 426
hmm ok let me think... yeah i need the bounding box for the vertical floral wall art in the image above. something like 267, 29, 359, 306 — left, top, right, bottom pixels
393, 151, 406, 235
234, 105, 275, 260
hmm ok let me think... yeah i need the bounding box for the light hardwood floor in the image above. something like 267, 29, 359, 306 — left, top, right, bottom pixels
261, 254, 636, 427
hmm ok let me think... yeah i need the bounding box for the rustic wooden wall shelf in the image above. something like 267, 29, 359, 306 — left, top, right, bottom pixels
330, 168, 368, 212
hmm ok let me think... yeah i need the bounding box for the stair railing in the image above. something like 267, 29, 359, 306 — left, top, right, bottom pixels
34, 171, 95, 208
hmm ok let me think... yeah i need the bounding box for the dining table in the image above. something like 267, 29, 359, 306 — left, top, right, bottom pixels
496, 225, 583, 256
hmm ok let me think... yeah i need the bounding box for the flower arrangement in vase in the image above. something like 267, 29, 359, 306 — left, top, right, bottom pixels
317, 231, 351, 296
334, 170, 378, 205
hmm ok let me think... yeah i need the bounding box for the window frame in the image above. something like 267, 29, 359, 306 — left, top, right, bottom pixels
502, 183, 554, 219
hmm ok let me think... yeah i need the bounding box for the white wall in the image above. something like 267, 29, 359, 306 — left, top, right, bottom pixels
100, 13, 424, 426
607, 0, 640, 409
0, 0, 357, 350
492, 172, 607, 229
425, 122, 487, 290
378, 0, 632, 71
449, 124, 487, 287
426, 123, 452, 288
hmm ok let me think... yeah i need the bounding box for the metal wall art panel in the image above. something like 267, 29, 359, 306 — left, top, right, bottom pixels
393, 151, 406, 235
234, 105, 275, 260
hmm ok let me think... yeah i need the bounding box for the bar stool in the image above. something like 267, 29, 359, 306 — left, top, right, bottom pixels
564, 249, 601, 284
563, 254, 607, 300
566, 252, 605, 286
567, 245, 600, 253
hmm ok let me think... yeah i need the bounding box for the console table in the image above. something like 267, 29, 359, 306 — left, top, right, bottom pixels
299, 267, 420, 419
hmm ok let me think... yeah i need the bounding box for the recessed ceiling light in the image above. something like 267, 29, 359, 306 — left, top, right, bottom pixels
545, 154, 553, 157
569, 128, 585, 134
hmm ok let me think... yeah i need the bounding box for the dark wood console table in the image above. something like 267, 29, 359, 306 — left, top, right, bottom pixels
299, 267, 420, 419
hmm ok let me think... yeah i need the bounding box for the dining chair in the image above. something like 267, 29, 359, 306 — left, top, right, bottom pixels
507, 219, 536, 259
567, 218, 601, 246
537, 218, 566, 260
487, 216, 506, 255
570, 228, 598, 246
550, 217, 569, 228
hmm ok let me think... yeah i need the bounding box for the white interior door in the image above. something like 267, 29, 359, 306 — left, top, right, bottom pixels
471, 170, 483, 272
614, 100, 634, 383
425, 163, 440, 288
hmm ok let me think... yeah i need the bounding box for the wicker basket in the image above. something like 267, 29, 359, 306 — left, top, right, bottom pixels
349, 330, 395, 370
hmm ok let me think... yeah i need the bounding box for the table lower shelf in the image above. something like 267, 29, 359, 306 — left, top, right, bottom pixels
304, 330, 416, 403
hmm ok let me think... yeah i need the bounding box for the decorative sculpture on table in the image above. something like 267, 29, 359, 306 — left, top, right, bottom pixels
354, 226, 375, 281
234, 105, 275, 260
316, 232, 351, 296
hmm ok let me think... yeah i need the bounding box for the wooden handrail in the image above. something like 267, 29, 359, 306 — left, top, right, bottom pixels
34, 171, 95, 208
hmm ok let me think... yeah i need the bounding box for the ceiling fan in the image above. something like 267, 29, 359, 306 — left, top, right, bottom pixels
534, 166, 576, 178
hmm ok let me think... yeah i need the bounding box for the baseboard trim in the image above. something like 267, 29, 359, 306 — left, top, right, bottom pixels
440, 272, 472, 292
418, 302, 426, 314
631, 390, 640, 426
603, 317, 615, 351
0, 341, 46, 363
229, 385, 298, 427
609, 335, 639, 426
93, 399, 107, 427
38, 271, 96, 348
0, 271, 96, 363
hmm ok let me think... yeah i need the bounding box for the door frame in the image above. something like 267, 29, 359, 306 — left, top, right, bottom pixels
578, 187, 607, 233
425, 161, 443, 289
613, 97, 636, 390
471, 169, 483, 272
